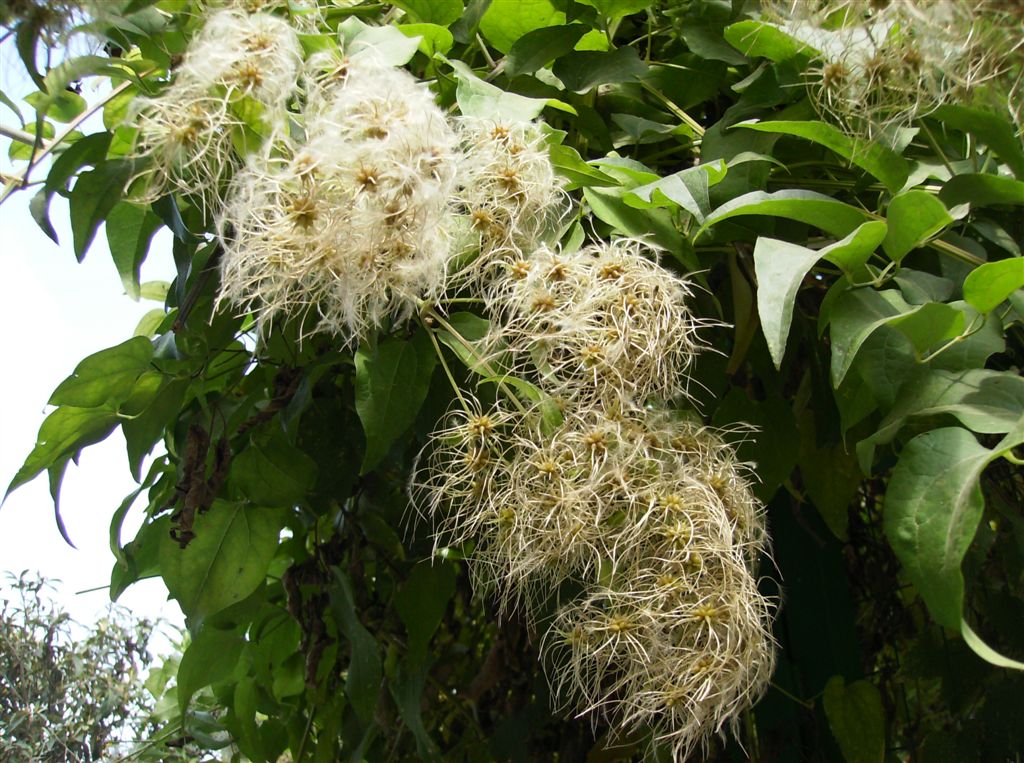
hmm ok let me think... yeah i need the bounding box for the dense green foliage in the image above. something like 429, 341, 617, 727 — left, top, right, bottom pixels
3, 0, 1024, 760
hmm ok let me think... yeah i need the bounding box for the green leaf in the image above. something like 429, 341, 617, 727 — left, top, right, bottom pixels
938, 173, 1024, 209
30, 188, 58, 243
398, 23, 455, 56
69, 160, 133, 262
724, 20, 812, 61
15, 14, 46, 88
106, 203, 162, 300
858, 369, 1024, 471
231, 432, 317, 507
751, 223, 885, 370
626, 161, 728, 221
886, 301, 965, 354
574, 0, 648, 19
6, 407, 120, 497
392, 0, 463, 25
394, 562, 455, 660
884, 421, 1024, 649
552, 46, 648, 93
479, 0, 565, 54
894, 269, 954, 304
934, 105, 1024, 180
583, 186, 686, 260
753, 238, 823, 369
701, 189, 874, 239
829, 289, 907, 387
735, 120, 910, 192
340, 17, 421, 66
24, 89, 86, 123
330, 569, 382, 726
436, 311, 492, 373
111, 514, 168, 600
355, 329, 438, 473
160, 501, 283, 623
449, 59, 549, 121
140, 281, 170, 302
820, 220, 888, 275
963, 258, 1024, 314
548, 143, 618, 188
882, 191, 953, 262
678, 23, 748, 65
884, 427, 990, 629
822, 676, 885, 763
123, 377, 187, 480
961, 621, 1024, 671
389, 659, 438, 759
49, 336, 154, 408
505, 23, 588, 77
7, 119, 54, 161
177, 627, 244, 712
47, 131, 112, 192
927, 302, 1005, 372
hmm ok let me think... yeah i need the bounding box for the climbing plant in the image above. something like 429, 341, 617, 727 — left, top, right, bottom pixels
3, 0, 1023, 760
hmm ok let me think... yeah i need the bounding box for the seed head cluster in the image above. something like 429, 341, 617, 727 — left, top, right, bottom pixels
764, 0, 1024, 140
453, 117, 567, 284
130, 9, 777, 756
217, 56, 459, 340
417, 222, 775, 755
132, 9, 569, 341
485, 239, 705, 404
131, 9, 302, 209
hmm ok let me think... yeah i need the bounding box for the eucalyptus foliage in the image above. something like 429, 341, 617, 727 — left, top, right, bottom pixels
3, 0, 1024, 760
0, 573, 200, 762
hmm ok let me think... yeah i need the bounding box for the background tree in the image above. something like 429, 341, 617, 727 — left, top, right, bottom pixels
0, 572, 203, 762
2, 0, 1023, 760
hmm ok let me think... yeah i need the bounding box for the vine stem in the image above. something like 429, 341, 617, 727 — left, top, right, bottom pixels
1, 74, 147, 206
422, 314, 471, 414
917, 315, 985, 364
0, 123, 48, 148
110, 720, 187, 762
769, 682, 816, 710
295, 707, 316, 762
426, 308, 528, 415
640, 81, 705, 138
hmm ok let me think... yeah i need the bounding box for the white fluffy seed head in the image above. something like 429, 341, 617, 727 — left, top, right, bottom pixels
130, 9, 301, 210
763, 0, 1022, 141
216, 58, 459, 342
176, 9, 302, 107
413, 395, 768, 616
545, 554, 776, 761
453, 117, 570, 284
414, 393, 775, 759
485, 239, 705, 404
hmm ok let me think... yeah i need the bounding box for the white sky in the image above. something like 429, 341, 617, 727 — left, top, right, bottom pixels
0, 66, 185, 634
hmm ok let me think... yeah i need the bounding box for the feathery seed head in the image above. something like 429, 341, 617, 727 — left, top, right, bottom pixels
217, 57, 459, 342
487, 239, 705, 404
453, 117, 570, 283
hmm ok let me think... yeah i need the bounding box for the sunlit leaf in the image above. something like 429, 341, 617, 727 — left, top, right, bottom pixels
702, 189, 874, 238
882, 191, 952, 263
479, 0, 564, 54
963, 258, 1024, 314
735, 119, 910, 192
